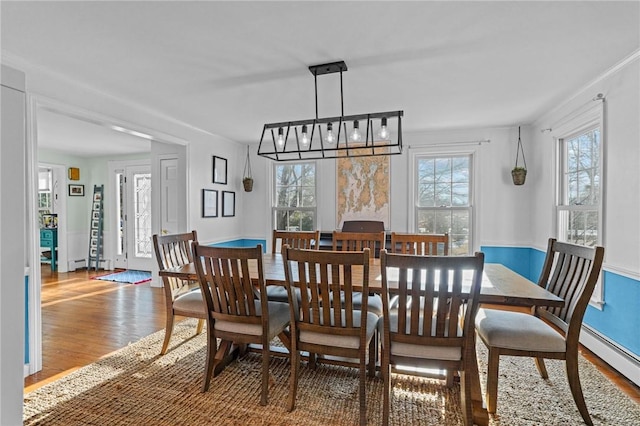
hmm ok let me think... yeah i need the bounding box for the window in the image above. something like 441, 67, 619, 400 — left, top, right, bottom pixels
414, 154, 473, 255
38, 167, 53, 227
273, 162, 316, 231
557, 127, 602, 247
554, 100, 604, 306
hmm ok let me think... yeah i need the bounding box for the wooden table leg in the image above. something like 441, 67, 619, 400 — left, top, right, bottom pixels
469, 333, 489, 426
212, 339, 240, 377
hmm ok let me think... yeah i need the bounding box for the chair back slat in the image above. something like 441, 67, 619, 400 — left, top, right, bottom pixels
333, 231, 386, 258
283, 247, 369, 335
390, 232, 449, 255
153, 231, 199, 297
536, 239, 604, 338
272, 230, 320, 253
193, 244, 265, 324
381, 250, 484, 348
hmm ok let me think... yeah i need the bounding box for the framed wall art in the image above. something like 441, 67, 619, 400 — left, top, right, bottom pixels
68, 184, 85, 196
202, 189, 218, 217
213, 156, 227, 184
222, 191, 235, 217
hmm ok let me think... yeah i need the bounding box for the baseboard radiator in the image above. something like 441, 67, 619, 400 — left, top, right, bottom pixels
581, 324, 640, 387
67, 258, 112, 271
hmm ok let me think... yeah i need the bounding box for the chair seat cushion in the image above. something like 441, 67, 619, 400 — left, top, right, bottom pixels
214, 301, 290, 337
386, 312, 462, 360
173, 289, 205, 315
265, 285, 289, 303
300, 309, 378, 350
475, 308, 566, 352
338, 292, 383, 317
353, 292, 383, 317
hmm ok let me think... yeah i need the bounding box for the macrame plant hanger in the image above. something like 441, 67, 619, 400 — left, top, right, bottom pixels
512, 126, 527, 185
243, 146, 253, 192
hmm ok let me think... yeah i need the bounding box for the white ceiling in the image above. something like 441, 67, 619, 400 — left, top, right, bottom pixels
2, 1, 638, 155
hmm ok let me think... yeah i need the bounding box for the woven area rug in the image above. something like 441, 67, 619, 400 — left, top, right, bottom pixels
94, 270, 152, 284
24, 320, 640, 425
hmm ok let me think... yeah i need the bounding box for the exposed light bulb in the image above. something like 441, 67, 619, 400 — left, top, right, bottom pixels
276, 127, 285, 150
300, 125, 310, 148
378, 117, 390, 140
325, 122, 336, 145
350, 120, 361, 142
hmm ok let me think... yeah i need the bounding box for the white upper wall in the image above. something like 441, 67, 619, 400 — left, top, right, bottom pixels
243, 125, 535, 251
531, 55, 640, 275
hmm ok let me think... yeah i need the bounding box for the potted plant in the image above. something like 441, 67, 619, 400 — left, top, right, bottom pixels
243, 176, 254, 192
511, 166, 527, 185
243, 146, 253, 192
511, 126, 527, 186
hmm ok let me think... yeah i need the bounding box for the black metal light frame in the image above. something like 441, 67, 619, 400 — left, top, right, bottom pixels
257, 61, 403, 162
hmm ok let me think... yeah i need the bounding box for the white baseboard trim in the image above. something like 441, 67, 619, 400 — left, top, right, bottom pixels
581, 325, 640, 387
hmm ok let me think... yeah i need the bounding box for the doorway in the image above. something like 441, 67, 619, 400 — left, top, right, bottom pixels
112, 161, 153, 272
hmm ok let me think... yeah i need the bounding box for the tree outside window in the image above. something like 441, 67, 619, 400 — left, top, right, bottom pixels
273, 162, 316, 231
416, 155, 472, 255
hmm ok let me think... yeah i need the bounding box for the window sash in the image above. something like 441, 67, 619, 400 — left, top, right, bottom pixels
272, 162, 317, 231
413, 153, 474, 255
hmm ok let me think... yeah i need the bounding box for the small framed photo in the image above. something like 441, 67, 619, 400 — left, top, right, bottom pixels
91, 220, 99, 229
213, 156, 227, 184
91, 229, 99, 239
93, 202, 101, 211
92, 211, 100, 220
202, 189, 218, 218
93, 192, 102, 201
222, 191, 235, 217
68, 184, 85, 196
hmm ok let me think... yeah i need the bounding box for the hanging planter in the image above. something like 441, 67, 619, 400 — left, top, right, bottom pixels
511, 126, 527, 186
242, 146, 254, 192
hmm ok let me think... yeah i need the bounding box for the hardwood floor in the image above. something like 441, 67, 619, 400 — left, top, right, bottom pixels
24, 265, 167, 390
26, 266, 640, 406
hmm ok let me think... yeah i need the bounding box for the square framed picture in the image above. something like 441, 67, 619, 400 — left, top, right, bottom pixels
222, 191, 235, 217
213, 156, 227, 184
68, 184, 85, 196
202, 189, 218, 217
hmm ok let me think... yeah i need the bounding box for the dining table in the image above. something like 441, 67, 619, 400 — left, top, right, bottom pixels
159, 253, 563, 426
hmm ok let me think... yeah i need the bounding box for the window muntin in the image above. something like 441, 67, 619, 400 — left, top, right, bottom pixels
416, 155, 472, 255
273, 162, 316, 231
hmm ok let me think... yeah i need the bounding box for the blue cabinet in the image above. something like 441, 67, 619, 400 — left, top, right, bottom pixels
40, 228, 58, 271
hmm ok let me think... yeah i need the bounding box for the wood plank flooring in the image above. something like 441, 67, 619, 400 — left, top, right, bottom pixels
26, 266, 640, 406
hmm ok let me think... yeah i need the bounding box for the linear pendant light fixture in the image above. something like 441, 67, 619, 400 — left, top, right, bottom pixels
257, 61, 403, 161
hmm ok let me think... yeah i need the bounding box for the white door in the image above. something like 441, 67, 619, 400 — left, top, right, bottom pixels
126, 165, 153, 271
160, 158, 178, 236
114, 164, 153, 271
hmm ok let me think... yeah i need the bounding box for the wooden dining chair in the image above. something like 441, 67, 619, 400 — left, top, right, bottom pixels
192, 243, 290, 405
152, 231, 206, 355
267, 230, 321, 303
272, 229, 320, 253
282, 247, 377, 426
475, 238, 604, 425
390, 232, 449, 255
380, 249, 485, 426
333, 230, 386, 258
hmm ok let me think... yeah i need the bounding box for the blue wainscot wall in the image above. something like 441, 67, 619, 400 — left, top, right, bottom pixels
210, 239, 267, 252
481, 245, 640, 358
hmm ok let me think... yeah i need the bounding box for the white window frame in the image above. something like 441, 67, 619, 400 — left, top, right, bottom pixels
553, 100, 605, 308
271, 161, 317, 232
408, 147, 477, 255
